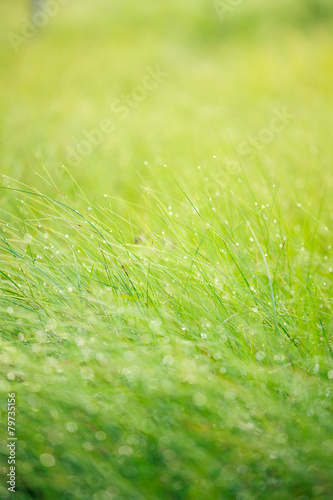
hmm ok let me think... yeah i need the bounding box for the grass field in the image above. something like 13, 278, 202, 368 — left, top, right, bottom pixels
1, 1, 333, 498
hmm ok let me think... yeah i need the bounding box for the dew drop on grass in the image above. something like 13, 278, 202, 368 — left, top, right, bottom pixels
66, 422, 78, 433
95, 431, 106, 441
40, 454, 55, 467
83, 442, 94, 451
24, 234, 33, 244
118, 445, 133, 456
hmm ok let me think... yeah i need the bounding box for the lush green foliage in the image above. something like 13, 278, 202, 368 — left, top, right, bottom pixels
0, 1, 333, 499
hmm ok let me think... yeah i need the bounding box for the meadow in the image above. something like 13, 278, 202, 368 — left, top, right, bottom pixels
0, 1, 333, 498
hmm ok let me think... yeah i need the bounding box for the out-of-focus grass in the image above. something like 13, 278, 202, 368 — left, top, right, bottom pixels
0, 1, 333, 499
1, 0, 333, 207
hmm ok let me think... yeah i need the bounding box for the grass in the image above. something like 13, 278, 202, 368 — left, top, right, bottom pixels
0, 1, 333, 498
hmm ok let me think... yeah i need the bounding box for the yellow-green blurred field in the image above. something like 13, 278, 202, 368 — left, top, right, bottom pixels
0, 1, 333, 499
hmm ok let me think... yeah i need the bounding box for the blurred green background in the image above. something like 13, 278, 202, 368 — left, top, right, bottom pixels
1, 0, 333, 212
